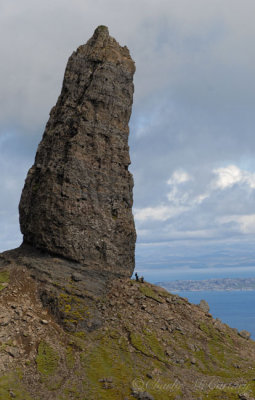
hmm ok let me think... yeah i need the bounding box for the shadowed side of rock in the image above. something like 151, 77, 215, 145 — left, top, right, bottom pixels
19, 26, 136, 278
0, 244, 106, 332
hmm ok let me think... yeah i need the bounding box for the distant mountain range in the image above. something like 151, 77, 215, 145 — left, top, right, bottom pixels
157, 277, 255, 291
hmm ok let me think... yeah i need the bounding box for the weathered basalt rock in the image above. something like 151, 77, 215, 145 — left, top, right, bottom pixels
19, 26, 136, 278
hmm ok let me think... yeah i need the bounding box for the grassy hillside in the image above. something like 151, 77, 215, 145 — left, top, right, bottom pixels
0, 264, 255, 400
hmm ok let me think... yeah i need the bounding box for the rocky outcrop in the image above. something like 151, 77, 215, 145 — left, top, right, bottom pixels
1, 262, 255, 400
198, 299, 210, 313
19, 26, 136, 278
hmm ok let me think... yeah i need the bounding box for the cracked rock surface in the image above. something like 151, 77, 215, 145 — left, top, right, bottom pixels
19, 25, 136, 278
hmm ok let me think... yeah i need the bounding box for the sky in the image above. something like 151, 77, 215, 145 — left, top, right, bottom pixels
1, 0, 255, 282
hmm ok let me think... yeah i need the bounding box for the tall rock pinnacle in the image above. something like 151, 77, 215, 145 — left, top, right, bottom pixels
19, 26, 136, 278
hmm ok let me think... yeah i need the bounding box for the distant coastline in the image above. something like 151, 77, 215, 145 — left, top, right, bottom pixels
157, 277, 255, 292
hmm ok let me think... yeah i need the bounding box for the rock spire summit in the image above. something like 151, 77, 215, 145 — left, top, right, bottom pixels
19, 26, 136, 278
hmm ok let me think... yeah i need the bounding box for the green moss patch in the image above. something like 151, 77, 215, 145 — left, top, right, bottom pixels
202, 388, 241, 399
0, 270, 10, 291
36, 341, 59, 377
80, 333, 134, 399
130, 332, 150, 356
66, 345, 75, 369
59, 292, 90, 329
0, 372, 32, 400
194, 378, 255, 399
139, 285, 163, 303
130, 329, 167, 363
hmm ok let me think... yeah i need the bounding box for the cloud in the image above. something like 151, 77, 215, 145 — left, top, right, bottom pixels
238, 215, 255, 234
1, 0, 255, 278
167, 169, 192, 185
212, 165, 255, 190
134, 204, 188, 222
134, 165, 255, 248
220, 214, 255, 234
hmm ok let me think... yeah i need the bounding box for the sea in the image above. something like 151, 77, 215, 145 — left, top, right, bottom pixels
171, 290, 255, 339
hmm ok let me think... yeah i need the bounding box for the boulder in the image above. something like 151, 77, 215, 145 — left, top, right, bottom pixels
199, 299, 210, 313
239, 330, 251, 340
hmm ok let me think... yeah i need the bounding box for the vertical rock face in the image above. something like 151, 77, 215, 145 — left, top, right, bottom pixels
19, 26, 136, 278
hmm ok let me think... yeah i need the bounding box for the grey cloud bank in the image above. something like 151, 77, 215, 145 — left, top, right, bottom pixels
1, 0, 255, 280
